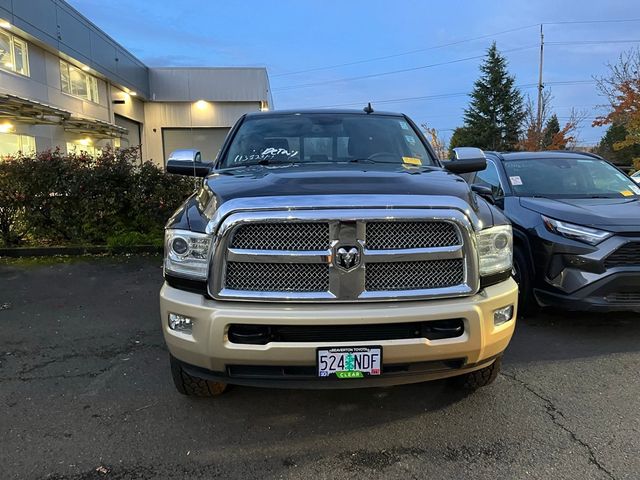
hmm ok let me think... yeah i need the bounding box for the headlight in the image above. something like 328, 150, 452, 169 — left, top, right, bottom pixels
541, 215, 612, 245
164, 229, 212, 280
477, 225, 513, 276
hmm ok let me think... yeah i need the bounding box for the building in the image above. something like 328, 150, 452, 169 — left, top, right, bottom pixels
0, 0, 272, 165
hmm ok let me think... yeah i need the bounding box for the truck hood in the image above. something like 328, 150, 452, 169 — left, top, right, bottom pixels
519, 196, 640, 231
205, 163, 472, 201
169, 163, 500, 233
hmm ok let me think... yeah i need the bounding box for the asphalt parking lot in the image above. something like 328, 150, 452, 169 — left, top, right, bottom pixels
1, 256, 639, 480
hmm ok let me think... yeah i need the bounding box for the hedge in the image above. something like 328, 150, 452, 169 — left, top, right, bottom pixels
0, 147, 194, 248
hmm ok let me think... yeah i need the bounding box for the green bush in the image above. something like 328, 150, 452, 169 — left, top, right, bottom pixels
0, 147, 194, 247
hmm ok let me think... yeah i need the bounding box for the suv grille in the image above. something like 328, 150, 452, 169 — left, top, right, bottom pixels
366, 259, 464, 291
230, 222, 330, 250
366, 221, 460, 249
225, 262, 329, 292
606, 292, 640, 304
605, 242, 640, 268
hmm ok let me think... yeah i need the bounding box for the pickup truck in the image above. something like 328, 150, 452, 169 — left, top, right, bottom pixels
160, 108, 518, 396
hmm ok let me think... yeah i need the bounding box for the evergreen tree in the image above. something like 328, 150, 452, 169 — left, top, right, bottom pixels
595, 123, 640, 165
448, 126, 473, 156
542, 114, 561, 149
462, 43, 525, 151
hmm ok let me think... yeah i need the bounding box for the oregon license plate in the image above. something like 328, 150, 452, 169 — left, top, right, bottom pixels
317, 347, 382, 378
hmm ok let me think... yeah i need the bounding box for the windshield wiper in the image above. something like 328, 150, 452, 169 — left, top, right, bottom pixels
256, 158, 299, 166
348, 158, 377, 164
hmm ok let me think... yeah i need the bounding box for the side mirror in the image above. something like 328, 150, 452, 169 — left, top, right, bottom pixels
166, 149, 213, 178
442, 147, 487, 174
471, 184, 495, 204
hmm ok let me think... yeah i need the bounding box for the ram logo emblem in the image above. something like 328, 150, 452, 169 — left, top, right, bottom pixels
336, 246, 361, 271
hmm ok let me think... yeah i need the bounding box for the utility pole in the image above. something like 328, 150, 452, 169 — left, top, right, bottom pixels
536, 24, 545, 146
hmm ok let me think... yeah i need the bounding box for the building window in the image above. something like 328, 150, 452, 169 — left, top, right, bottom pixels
0, 29, 29, 76
60, 60, 99, 103
66, 139, 98, 157
0, 132, 36, 158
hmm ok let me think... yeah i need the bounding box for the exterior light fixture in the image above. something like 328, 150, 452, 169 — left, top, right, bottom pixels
0, 19, 11, 29
168, 313, 193, 334
195, 100, 207, 110
81, 65, 90, 72
493, 305, 514, 326
0, 122, 14, 133
129, 91, 137, 96
78, 137, 92, 146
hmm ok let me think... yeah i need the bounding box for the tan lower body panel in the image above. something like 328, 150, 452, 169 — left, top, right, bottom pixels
160, 279, 518, 384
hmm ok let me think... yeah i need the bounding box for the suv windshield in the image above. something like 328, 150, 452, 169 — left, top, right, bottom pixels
220, 113, 435, 169
503, 157, 640, 198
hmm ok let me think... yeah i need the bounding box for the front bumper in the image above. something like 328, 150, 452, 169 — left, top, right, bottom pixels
536, 233, 640, 312
536, 272, 640, 313
160, 278, 518, 388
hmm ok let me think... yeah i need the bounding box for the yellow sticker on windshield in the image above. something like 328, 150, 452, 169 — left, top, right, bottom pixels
621, 190, 633, 196
402, 156, 422, 166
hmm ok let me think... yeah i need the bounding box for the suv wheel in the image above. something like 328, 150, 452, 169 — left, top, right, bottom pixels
512, 247, 536, 314
455, 356, 502, 390
170, 355, 228, 397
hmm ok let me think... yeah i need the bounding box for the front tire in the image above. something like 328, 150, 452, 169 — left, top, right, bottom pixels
454, 356, 502, 390
512, 247, 536, 314
170, 355, 228, 397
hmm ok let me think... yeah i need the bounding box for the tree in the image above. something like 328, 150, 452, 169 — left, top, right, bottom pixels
519, 92, 585, 151
593, 47, 640, 169
421, 124, 448, 159
542, 114, 561, 148
595, 123, 640, 165
520, 90, 553, 150
448, 126, 474, 156
462, 42, 525, 151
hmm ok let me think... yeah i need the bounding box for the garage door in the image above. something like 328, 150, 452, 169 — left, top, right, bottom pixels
162, 128, 230, 164
115, 114, 142, 161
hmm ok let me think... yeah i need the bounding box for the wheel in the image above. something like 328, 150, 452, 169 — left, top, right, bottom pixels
454, 356, 502, 390
512, 247, 537, 314
170, 355, 228, 397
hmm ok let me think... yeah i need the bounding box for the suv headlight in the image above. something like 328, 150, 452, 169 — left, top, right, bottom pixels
542, 215, 612, 245
477, 225, 513, 276
164, 229, 212, 280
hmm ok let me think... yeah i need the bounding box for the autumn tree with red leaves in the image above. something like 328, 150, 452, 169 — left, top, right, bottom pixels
518, 91, 584, 151
593, 48, 640, 170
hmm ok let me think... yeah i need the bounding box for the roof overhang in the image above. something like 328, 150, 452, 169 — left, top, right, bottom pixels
0, 93, 127, 138
0, 93, 70, 125
63, 117, 128, 139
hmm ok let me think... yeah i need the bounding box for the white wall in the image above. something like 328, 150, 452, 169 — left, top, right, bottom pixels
143, 101, 260, 165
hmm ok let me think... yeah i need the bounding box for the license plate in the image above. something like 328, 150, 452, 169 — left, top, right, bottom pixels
317, 347, 382, 378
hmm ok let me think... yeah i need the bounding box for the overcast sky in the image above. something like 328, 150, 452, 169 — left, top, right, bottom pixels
68, 0, 640, 146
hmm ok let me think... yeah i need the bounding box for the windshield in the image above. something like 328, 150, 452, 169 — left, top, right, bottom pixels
503, 157, 640, 198
220, 113, 435, 169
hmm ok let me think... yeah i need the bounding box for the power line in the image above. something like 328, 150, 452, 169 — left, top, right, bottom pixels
274, 45, 538, 92
271, 19, 640, 79
543, 18, 640, 25
308, 80, 596, 109
271, 24, 539, 78
548, 40, 640, 45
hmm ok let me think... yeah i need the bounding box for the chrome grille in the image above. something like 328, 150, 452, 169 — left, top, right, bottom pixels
366, 221, 459, 250
212, 207, 478, 302
366, 259, 465, 291
225, 262, 329, 292
230, 222, 330, 250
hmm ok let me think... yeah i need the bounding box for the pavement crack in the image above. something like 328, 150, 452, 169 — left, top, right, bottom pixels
501, 371, 616, 480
